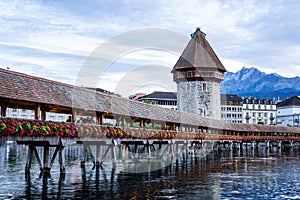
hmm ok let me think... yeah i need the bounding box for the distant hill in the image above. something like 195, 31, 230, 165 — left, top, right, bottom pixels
221, 67, 300, 99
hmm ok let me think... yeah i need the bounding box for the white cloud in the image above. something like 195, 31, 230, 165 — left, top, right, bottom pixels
0, 0, 300, 96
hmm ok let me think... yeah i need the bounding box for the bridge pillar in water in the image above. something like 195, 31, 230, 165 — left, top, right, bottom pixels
16, 138, 65, 175
239, 142, 243, 151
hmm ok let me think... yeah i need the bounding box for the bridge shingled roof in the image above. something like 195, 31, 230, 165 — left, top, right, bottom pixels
0, 68, 300, 134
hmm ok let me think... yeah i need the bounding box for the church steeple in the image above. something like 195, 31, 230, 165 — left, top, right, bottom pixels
171, 28, 226, 119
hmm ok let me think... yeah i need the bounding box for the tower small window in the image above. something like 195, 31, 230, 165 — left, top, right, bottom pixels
187, 71, 194, 78
203, 82, 207, 91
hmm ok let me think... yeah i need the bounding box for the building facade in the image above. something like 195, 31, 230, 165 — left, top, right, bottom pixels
242, 97, 277, 125
276, 96, 300, 127
0, 107, 70, 122
221, 94, 243, 123
171, 28, 226, 119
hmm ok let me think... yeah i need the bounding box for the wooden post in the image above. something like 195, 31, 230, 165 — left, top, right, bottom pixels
41, 110, 46, 121
81, 146, 87, 167
72, 109, 77, 123
130, 118, 133, 128
33, 147, 43, 170
96, 144, 100, 166
1, 105, 7, 117
123, 144, 127, 162
147, 144, 151, 159
151, 120, 155, 129
43, 145, 50, 173
35, 104, 41, 120
96, 112, 104, 125
111, 145, 117, 168
115, 115, 120, 126
25, 145, 34, 172
121, 116, 125, 127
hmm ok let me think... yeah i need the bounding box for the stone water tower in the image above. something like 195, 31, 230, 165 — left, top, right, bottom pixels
171, 28, 226, 119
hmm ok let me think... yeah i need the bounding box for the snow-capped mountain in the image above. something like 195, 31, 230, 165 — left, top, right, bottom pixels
221, 67, 300, 99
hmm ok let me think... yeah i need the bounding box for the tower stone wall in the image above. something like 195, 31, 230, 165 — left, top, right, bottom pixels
177, 81, 221, 119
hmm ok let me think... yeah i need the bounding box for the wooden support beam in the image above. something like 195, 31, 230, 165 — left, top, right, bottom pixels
121, 116, 125, 127
43, 145, 50, 173
0, 105, 7, 117
87, 145, 96, 166
81, 146, 88, 167
111, 146, 117, 168
115, 115, 120, 126
58, 145, 65, 173
96, 112, 104, 125
41, 110, 46, 121
151, 120, 155, 129
35, 104, 41, 120
72, 109, 77, 123
33, 147, 43, 170
25, 145, 34, 172
50, 147, 60, 169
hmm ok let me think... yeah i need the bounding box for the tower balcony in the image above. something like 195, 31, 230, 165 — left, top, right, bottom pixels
173, 71, 224, 82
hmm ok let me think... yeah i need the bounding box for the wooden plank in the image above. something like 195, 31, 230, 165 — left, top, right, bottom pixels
16, 140, 50, 146
76, 141, 107, 145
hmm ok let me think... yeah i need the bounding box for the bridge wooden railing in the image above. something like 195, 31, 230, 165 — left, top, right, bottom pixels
1, 117, 300, 142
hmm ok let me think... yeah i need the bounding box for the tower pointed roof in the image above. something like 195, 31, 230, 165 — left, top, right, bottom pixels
172, 28, 226, 72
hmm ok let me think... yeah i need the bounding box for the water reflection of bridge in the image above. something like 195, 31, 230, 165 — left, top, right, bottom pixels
3, 144, 291, 199
1, 68, 300, 175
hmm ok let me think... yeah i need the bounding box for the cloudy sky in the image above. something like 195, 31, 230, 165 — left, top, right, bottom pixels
1, 0, 300, 97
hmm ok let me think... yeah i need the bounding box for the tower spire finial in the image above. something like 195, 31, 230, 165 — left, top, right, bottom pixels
191, 27, 206, 38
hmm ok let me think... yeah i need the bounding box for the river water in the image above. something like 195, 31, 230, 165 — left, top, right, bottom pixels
0, 144, 300, 199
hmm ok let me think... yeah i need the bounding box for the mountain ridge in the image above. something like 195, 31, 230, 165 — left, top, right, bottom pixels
221, 67, 300, 99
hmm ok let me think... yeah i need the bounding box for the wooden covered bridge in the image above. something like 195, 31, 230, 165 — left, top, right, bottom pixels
0, 68, 300, 174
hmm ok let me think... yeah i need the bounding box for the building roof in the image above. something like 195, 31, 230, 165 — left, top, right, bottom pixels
85, 87, 119, 96
277, 96, 300, 107
138, 91, 177, 100
242, 97, 276, 105
172, 28, 226, 73
221, 94, 242, 102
